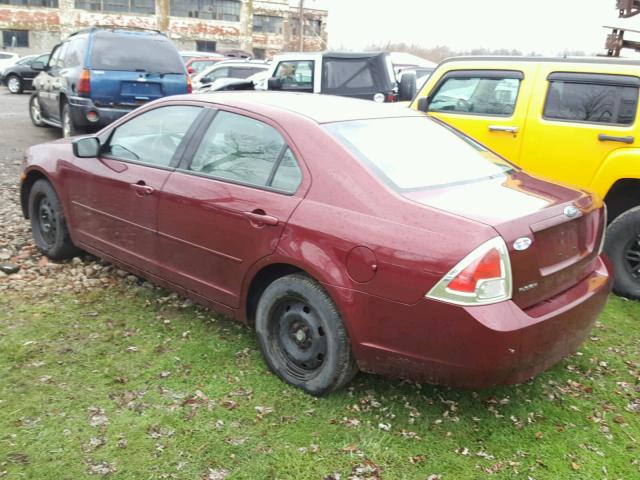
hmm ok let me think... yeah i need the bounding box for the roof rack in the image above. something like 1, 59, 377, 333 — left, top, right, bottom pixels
68, 26, 164, 38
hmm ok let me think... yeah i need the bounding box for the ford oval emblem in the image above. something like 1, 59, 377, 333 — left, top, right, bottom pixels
513, 237, 532, 251
564, 205, 579, 218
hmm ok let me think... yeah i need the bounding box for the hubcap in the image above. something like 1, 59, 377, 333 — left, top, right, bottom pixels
8, 77, 20, 93
272, 298, 327, 376
624, 235, 640, 280
37, 196, 57, 247
31, 98, 41, 123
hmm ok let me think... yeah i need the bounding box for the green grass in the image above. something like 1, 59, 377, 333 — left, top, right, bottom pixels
0, 285, 639, 479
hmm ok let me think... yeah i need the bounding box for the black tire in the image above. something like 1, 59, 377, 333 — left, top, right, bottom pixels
28, 179, 79, 260
61, 102, 81, 138
6, 74, 23, 94
398, 72, 417, 101
604, 205, 640, 299
255, 274, 358, 396
29, 94, 46, 127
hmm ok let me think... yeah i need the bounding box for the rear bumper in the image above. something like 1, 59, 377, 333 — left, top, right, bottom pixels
332, 255, 612, 389
68, 96, 134, 129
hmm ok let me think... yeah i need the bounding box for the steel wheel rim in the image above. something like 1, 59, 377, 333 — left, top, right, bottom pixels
270, 296, 327, 380
36, 195, 57, 247
31, 98, 41, 123
7, 77, 20, 93
623, 235, 640, 280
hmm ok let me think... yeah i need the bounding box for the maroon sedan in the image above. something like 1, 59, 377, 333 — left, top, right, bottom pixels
19, 92, 611, 395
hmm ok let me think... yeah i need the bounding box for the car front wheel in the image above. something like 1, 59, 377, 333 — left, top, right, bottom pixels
6, 74, 23, 94
255, 273, 358, 396
28, 179, 79, 260
29, 94, 46, 127
604, 205, 640, 299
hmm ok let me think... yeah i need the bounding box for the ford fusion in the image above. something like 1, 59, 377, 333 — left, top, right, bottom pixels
19, 92, 611, 395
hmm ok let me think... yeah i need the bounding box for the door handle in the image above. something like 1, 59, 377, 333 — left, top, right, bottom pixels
598, 134, 634, 144
243, 210, 279, 226
130, 182, 154, 196
488, 125, 519, 133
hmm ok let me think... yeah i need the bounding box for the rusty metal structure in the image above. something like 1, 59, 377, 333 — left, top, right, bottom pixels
606, 1, 640, 56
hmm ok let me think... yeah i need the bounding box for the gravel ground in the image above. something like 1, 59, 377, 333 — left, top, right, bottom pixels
0, 89, 138, 298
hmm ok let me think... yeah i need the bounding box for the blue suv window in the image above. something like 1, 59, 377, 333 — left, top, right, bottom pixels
90, 33, 184, 74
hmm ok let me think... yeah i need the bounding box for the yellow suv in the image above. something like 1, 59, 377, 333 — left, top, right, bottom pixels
411, 56, 640, 298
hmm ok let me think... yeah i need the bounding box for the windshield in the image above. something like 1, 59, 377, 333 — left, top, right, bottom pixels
91, 34, 184, 74
325, 117, 513, 191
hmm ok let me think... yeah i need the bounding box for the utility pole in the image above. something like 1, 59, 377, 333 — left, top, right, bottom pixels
299, 0, 304, 51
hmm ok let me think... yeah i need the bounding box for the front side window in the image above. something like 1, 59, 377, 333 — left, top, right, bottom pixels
544, 79, 639, 125
274, 60, 313, 91
429, 75, 521, 116
189, 111, 301, 192
190, 60, 217, 74
106, 106, 201, 167
326, 117, 513, 191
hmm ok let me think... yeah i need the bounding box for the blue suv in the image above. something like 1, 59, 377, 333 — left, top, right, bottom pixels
29, 27, 191, 137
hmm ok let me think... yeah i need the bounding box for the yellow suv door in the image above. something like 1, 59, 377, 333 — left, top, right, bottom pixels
414, 65, 535, 161
519, 66, 639, 191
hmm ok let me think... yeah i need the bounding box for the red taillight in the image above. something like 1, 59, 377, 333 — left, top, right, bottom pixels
447, 248, 502, 293
187, 75, 193, 94
77, 69, 91, 96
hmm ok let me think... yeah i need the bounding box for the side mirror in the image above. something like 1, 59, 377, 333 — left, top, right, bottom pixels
31, 61, 45, 71
201, 77, 212, 85
73, 137, 100, 158
267, 77, 282, 90
417, 97, 429, 112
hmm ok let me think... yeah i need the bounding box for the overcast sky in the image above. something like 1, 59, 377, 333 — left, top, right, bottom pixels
302, 0, 640, 56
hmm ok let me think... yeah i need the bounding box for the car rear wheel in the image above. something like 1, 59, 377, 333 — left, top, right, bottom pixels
604, 205, 640, 299
29, 94, 46, 127
61, 103, 80, 138
28, 179, 79, 260
6, 74, 23, 94
255, 273, 358, 396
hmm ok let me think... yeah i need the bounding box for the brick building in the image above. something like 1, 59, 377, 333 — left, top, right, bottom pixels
0, 0, 328, 58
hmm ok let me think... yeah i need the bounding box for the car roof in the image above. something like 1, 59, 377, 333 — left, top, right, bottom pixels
191, 91, 421, 123
440, 55, 640, 67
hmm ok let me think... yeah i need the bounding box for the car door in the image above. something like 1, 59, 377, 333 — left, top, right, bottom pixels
156, 108, 308, 308
64, 104, 204, 273
422, 69, 530, 161
518, 67, 640, 190
37, 44, 63, 118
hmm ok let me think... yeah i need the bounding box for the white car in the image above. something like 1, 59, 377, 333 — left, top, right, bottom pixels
193, 60, 270, 90
195, 70, 269, 93
0, 52, 20, 72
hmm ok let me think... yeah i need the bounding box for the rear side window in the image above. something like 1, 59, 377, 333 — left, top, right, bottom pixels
188, 111, 301, 193
429, 73, 521, 116
64, 36, 87, 68
544, 77, 639, 125
274, 60, 313, 91
90, 34, 184, 74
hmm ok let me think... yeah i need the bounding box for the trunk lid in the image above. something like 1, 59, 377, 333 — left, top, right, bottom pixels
90, 70, 187, 108
404, 170, 605, 309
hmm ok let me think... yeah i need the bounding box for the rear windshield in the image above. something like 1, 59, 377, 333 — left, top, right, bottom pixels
322, 56, 394, 94
91, 34, 184, 74
325, 117, 513, 191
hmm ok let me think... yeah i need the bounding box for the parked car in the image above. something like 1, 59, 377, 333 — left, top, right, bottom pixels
195, 70, 268, 93
1, 53, 49, 94
20, 92, 611, 395
265, 51, 417, 102
180, 50, 220, 63
193, 60, 269, 90
0, 51, 20, 71
30, 27, 190, 138
412, 56, 640, 298
185, 56, 226, 76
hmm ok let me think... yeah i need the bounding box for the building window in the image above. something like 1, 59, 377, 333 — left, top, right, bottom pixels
74, 0, 155, 14
196, 40, 217, 52
170, 0, 241, 21
0, 0, 58, 6
253, 15, 283, 34
2, 30, 29, 48
291, 17, 322, 37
